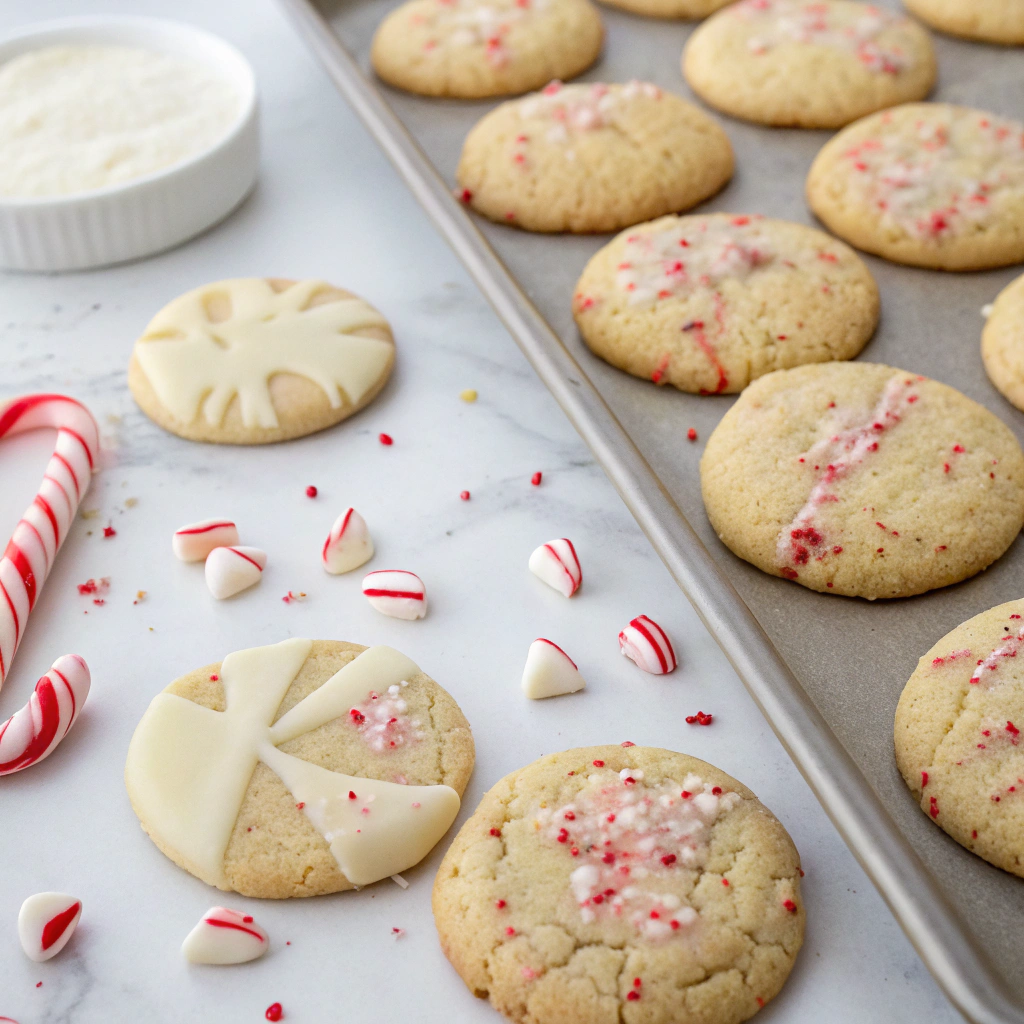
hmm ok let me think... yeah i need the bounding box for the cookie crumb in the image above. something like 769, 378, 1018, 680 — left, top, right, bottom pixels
460, 389, 477, 402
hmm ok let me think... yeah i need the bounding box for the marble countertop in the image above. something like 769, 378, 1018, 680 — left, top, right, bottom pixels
0, 1, 963, 1021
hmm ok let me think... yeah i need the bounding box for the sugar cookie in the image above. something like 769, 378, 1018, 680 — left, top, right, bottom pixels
982, 270, 1024, 412
902, 0, 1024, 45
596, 0, 735, 20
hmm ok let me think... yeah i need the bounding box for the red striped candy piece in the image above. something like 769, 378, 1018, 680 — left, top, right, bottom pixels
182, 907, 269, 965
618, 615, 677, 675
528, 538, 582, 598
522, 638, 585, 699
18, 892, 82, 962
205, 546, 266, 600
362, 570, 427, 620
172, 519, 239, 562
322, 508, 374, 575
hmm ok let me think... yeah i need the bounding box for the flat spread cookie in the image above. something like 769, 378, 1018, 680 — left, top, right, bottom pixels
982, 270, 1024, 412
573, 213, 879, 394
433, 745, 804, 1023
902, 0, 1024, 45
683, 0, 936, 129
125, 639, 474, 898
700, 362, 1024, 599
806, 103, 1024, 271
596, 0, 735, 20
129, 278, 395, 444
895, 599, 1024, 876
457, 80, 734, 233
370, 0, 604, 99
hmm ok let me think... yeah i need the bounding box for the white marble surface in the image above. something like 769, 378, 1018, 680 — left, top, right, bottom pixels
0, 1, 964, 1021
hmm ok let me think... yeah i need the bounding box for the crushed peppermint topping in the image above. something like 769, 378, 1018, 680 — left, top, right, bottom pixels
969, 625, 1024, 686
518, 80, 661, 142
413, 0, 551, 68
348, 681, 424, 753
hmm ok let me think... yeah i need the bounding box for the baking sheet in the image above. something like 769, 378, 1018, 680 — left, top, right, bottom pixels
281, 0, 1024, 1018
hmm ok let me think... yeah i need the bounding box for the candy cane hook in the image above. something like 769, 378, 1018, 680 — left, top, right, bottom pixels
0, 394, 99, 775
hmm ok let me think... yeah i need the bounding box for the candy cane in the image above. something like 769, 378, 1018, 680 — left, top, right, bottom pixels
0, 394, 99, 774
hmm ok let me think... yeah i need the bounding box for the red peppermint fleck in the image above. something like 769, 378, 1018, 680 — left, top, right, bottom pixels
687, 427, 698, 442
378, 433, 394, 446
626, 991, 640, 1002
296, 802, 305, 810
592, 759, 604, 767
305, 485, 318, 498
921, 771, 928, 788
782, 899, 798, 914
496, 899, 507, 909
531, 471, 542, 486
721, 878, 730, 886
929, 797, 940, 819
1007, 721, 1020, 737
265, 1005, 283, 1022
458, 188, 473, 202
460, 490, 471, 501
685, 711, 713, 726
505, 926, 516, 936
210, 674, 219, 681
348, 791, 357, 800
490, 827, 502, 837
757, 997, 765, 1008
103, 525, 116, 538
621, 740, 635, 747
711, 787, 722, 795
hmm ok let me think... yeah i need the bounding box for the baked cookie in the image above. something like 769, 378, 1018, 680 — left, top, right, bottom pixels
596, 0, 735, 20
902, 0, 1024, 46
700, 362, 1024, 599
125, 639, 474, 898
457, 80, 734, 233
433, 745, 804, 1023
683, 0, 936, 129
573, 213, 879, 394
982, 270, 1024, 411
370, 0, 604, 99
806, 103, 1024, 271
895, 599, 1024, 876
129, 278, 395, 444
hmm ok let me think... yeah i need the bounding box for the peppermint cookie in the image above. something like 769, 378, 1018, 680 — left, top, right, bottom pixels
129, 278, 395, 444
982, 271, 1024, 412
683, 0, 936, 129
902, 0, 1024, 46
457, 81, 734, 233
370, 0, 604, 99
433, 745, 804, 1023
895, 599, 1024, 876
573, 213, 879, 394
596, 0, 735, 20
806, 104, 1024, 271
125, 639, 474, 898
700, 362, 1024, 599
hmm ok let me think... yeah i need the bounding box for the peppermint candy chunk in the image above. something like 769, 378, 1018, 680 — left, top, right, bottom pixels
362, 570, 427, 620
205, 546, 266, 600
182, 907, 269, 965
618, 615, 677, 675
528, 538, 582, 598
18, 892, 82, 962
522, 638, 585, 699
172, 519, 240, 562
322, 508, 374, 575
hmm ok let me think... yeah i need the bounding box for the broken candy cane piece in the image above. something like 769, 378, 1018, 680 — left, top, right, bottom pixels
618, 615, 677, 675
0, 655, 91, 776
18, 892, 82, 962
205, 546, 266, 600
172, 519, 240, 562
182, 907, 269, 965
522, 638, 585, 699
528, 538, 582, 598
362, 570, 427, 620
322, 508, 374, 574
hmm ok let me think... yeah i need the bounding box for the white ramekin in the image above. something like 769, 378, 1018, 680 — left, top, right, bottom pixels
0, 16, 259, 273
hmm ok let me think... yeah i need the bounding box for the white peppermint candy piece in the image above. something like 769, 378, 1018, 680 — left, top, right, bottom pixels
173, 519, 239, 562
322, 508, 374, 575
618, 615, 677, 675
18, 892, 82, 962
528, 538, 582, 598
182, 907, 269, 965
522, 638, 585, 699
362, 570, 427, 620
205, 546, 266, 600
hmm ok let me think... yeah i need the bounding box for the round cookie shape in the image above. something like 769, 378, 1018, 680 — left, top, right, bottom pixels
433, 744, 804, 1023
573, 213, 879, 394
370, 0, 604, 99
129, 278, 395, 445
700, 362, 1024, 599
457, 80, 734, 233
982, 271, 1024, 412
902, 0, 1024, 45
806, 103, 1024, 271
125, 639, 475, 898
683, 0, 936, 129
596, 0, 735, 20
895, 599, 1024, 876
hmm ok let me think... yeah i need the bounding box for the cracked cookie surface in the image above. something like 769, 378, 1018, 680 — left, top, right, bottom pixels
432, 745, 803, 1023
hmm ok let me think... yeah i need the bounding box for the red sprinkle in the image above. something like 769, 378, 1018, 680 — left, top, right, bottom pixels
496, 899, 507, 909
505, 927, 516, 936
782, 899, 798, 914
490, 827, 502, 837
687, 427, 698, 442
626, 991, 640, 1002
921, 771, 928, 788
379, 433, 393, 446
103, 525, 116, 538
592, 759, 604, 767
531, 471, 542, 486
265, 1005, 283, 1022
460, 490, 471, 501
305, 485, 318, 498
929, 796, 940, 819
621, 740, 635, 747
721, 878, 730, 886
685, 711, 713, 726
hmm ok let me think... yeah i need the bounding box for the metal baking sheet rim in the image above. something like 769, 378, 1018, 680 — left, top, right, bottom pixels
276, 2, 1023, 1020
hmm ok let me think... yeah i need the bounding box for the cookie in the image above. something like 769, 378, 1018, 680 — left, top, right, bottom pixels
129, 278, 395, 445
700, 362, 1024, 599
806, 103, 1024, 271
902, 0, 1024, 46
432, 744, 804, 1023
683, 0, 936, 129
982, 270, 1024, 412
595, 0, 735, 20
370, 0, 604, 99
125, 639, 475, 898
573, 213, 879, 394
895, 599, 1024, 877
457, 80, 734, 233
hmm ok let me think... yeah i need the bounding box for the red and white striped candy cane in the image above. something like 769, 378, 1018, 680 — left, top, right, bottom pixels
0, 393, 99, 774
